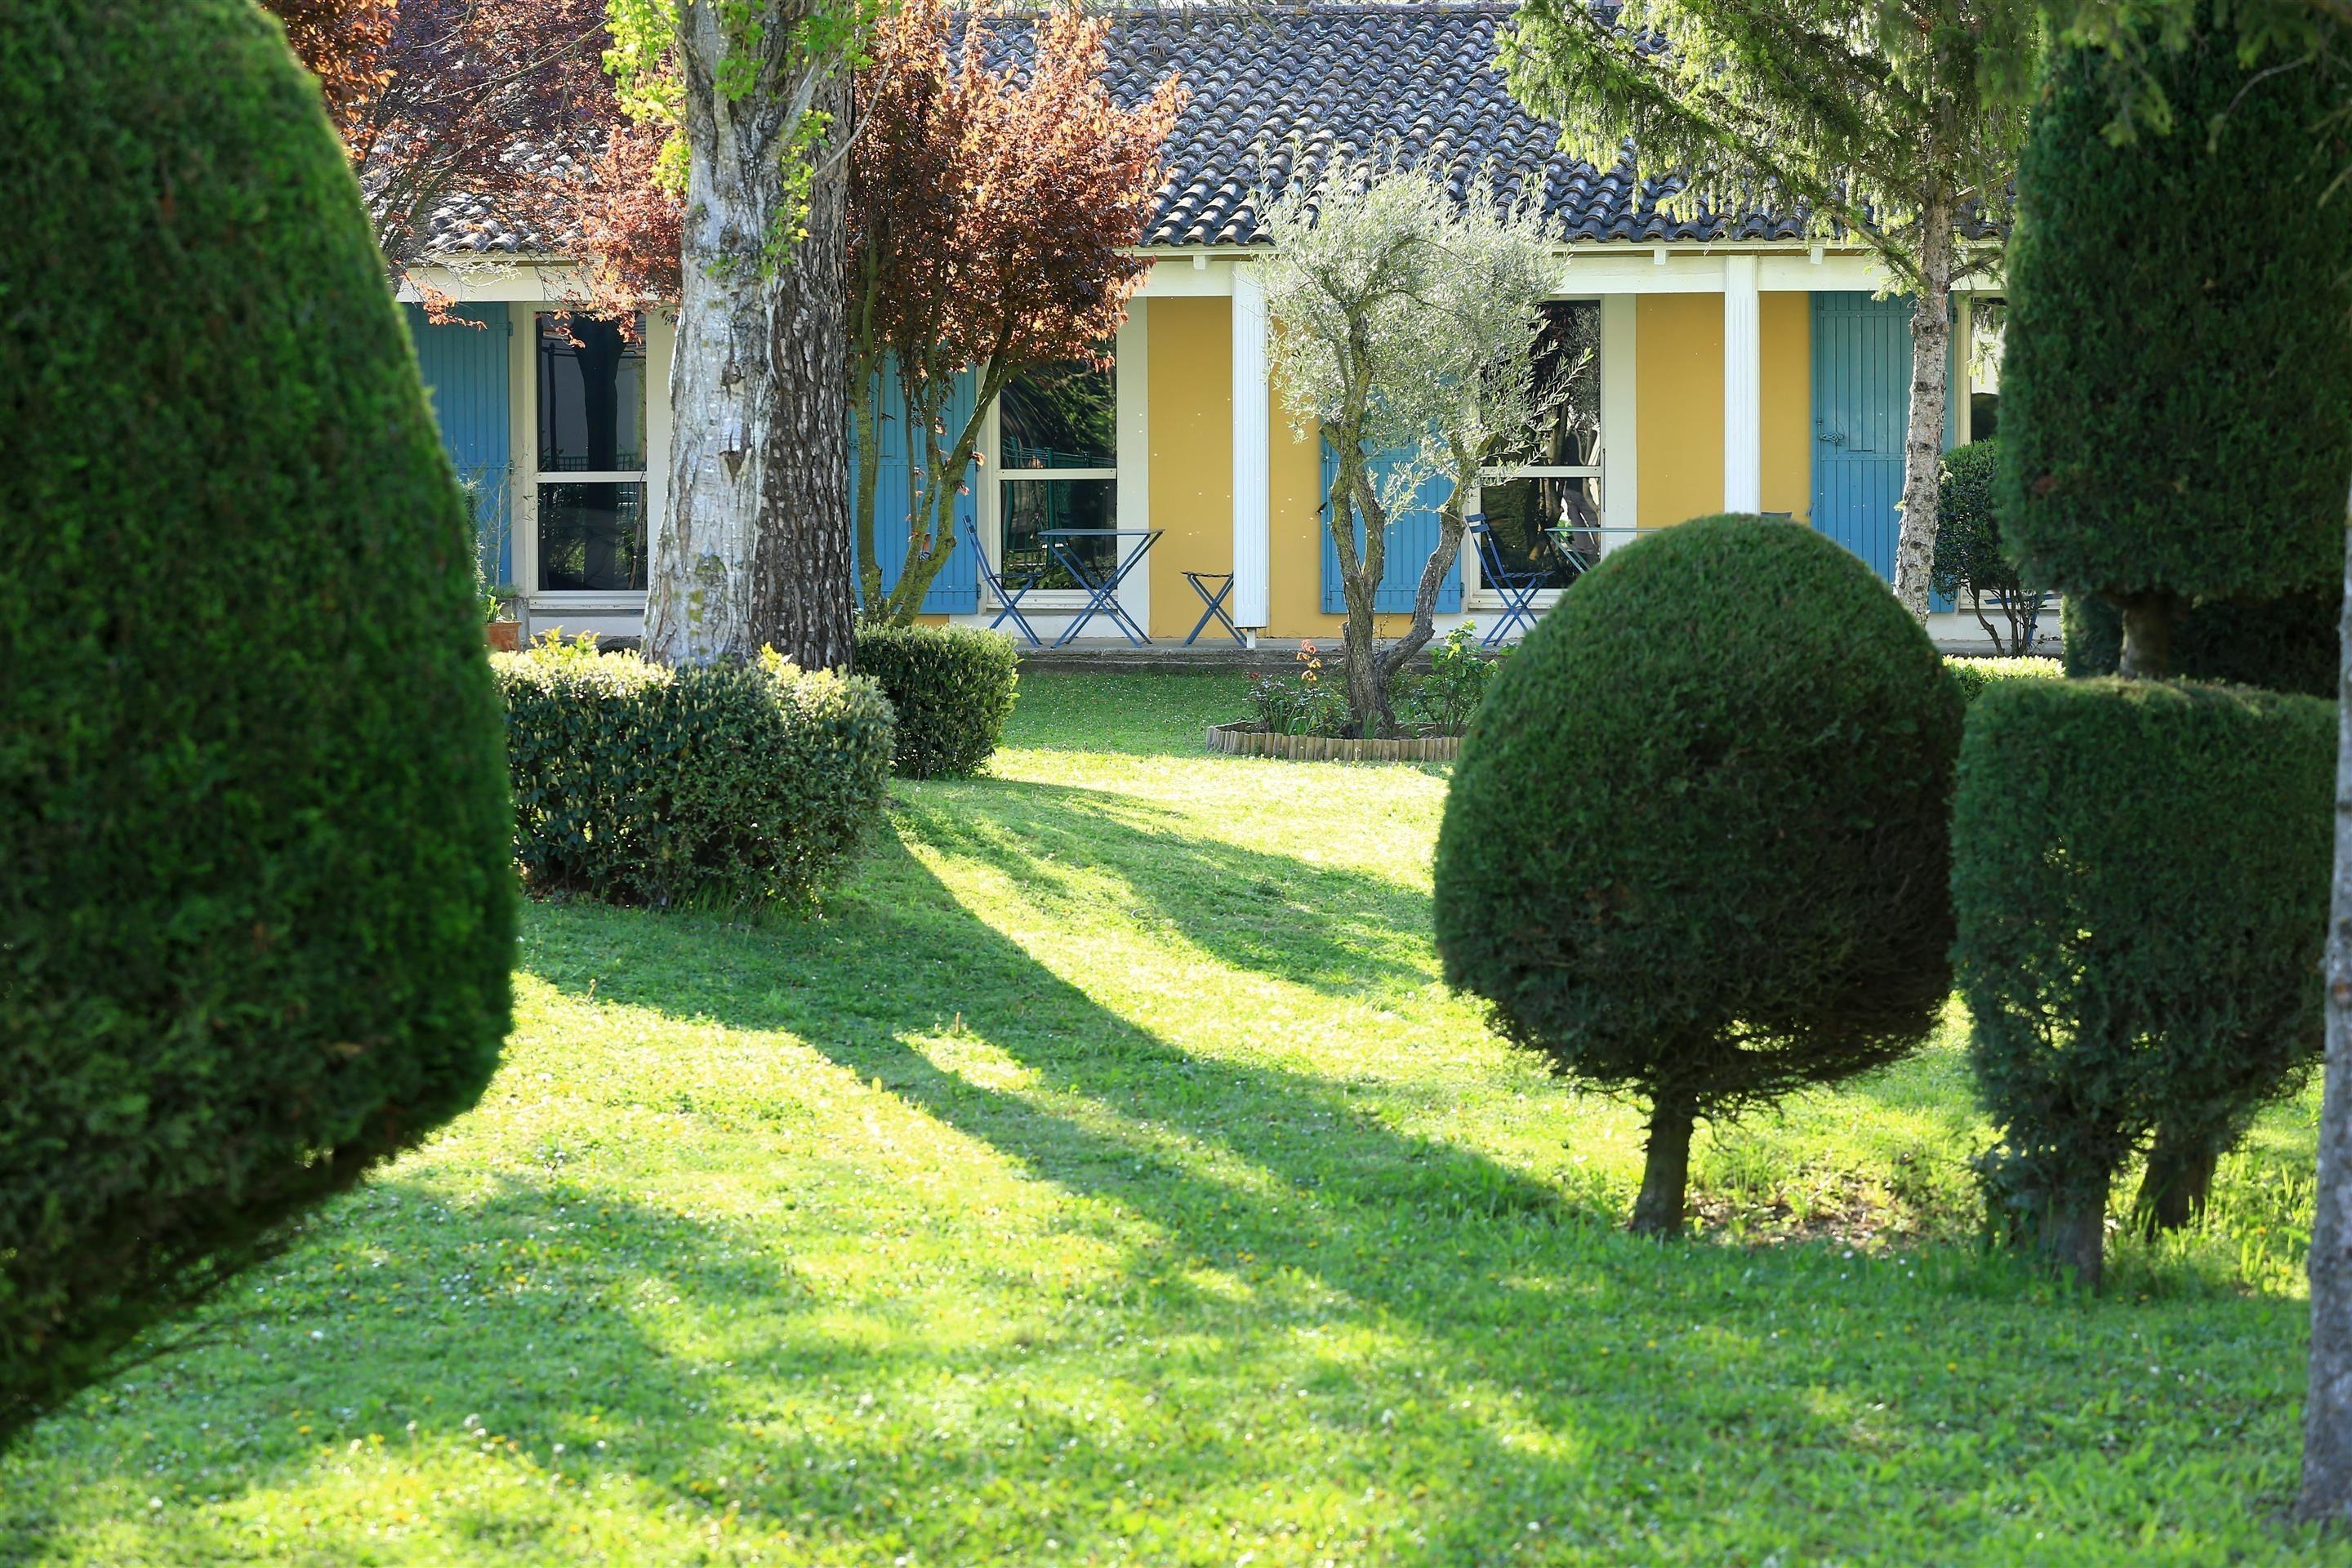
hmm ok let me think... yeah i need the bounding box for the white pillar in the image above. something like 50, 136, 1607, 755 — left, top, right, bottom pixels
1722, 254, 1762, 514
1231, 269, 1272, 629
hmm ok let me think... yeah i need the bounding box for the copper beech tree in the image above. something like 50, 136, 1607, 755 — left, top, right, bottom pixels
848, 0, 1183, 623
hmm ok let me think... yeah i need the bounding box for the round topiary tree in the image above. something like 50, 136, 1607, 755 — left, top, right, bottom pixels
1434, 515, 1964, 1236
1931, 439, 2045, 657
1, 0, 515, 1443
1997, 17, 2352, 677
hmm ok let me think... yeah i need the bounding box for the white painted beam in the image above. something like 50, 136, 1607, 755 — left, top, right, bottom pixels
1722, 255, 1762, 514
1231, 270, 1272, 630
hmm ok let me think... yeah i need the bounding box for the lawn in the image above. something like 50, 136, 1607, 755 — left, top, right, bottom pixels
0, 669, 2336, 1566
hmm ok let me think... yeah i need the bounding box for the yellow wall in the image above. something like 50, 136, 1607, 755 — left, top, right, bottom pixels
1146, 298, 1235, 637
1636, 295, 1723, 533
1262, 385, 1424, 640
1760, 292, 1811, 522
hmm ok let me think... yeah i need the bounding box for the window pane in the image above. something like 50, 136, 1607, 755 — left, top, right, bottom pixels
538, 481, 648, 592
537, 314, 646, 474
1000, 477, 1116, 590
1506, 301, 1602, 468
1001, 359, 1116, 470
1480, 474, 1600, 591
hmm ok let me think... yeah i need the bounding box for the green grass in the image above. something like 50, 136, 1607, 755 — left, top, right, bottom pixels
1, 669, 2335, 1566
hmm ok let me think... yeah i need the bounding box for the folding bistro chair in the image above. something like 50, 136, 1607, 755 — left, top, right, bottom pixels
1183, 571, 1243, 646
1045, 528, 1160, 648
1468, 515, 1548, 648
969, 519, 1045, 648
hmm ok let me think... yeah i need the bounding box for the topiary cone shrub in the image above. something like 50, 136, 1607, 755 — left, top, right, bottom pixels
1997, 15, 2352, 677
1434, 515, 1964, 1236
1, 0, 516, 1443
1952, 679, 2331, 1290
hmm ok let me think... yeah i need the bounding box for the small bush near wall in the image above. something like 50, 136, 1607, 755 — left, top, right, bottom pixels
497, 639, 895, 907
1945, 655, 2061, 704
1434, 515, 1963, 1237
853, 625, 1018, 778
1953, 677, 2331, 1290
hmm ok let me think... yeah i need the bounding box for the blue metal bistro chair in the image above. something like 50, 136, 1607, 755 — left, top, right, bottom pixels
1468, 514, 1549, 648
968, 519, 1046, 648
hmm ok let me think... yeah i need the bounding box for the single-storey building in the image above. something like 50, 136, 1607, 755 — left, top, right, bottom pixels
399, 2, 2016, 650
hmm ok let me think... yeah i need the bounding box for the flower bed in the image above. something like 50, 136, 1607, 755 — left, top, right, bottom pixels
1205, 720, 1461, 762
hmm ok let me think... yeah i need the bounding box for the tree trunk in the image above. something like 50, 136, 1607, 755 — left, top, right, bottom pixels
1327, 456, 1383, 735
2134, 1123, 2218, 1237
1372, 446, 1477, 732
1890, 198, 1955, 621
1630, 1095, 1695, 1237
2043, 1182, 2107, 1292
2117, 592, 2180, 680
643, 7, 797, 667
2296, 525, 2352, 1523
751, 69, 855, 672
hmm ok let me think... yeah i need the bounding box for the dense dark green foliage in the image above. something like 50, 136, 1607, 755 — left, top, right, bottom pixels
1998, 19, 2352, 604
2063, 591, 2338, 697
1953, 679, 2331, 1272
498, 642, 895, 906
1434, 515, 1963, 1116
852, 624, 1018, 778
1932, 439, 2046, 656
0, 0, 516, 1442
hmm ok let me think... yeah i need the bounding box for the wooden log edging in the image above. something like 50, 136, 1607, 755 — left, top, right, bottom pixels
1205, 720, 1462, 763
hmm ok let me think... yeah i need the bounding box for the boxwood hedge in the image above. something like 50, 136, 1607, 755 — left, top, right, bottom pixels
853, 624, 1019, 778
1434, 516, 1963, 1236
2, 0, 515, 1442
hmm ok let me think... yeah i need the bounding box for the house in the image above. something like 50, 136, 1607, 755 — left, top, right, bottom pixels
399, 2, 2010, 650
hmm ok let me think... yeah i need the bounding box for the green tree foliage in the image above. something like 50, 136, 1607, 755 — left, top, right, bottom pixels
1953, 679, 2332, 1290
1997, 14, 2352, 674
1433, 516, 1962, 1236
1931, 439, 2047, 655
1502, 0, 2034, 617
851, 625, 1020, 779
0, 0, 515, 1444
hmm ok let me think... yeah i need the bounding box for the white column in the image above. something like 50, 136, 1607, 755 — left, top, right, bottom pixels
1722, 254, 1762, 514
1600, 295, 1637, 551
1231, 269, 1272, 630
1116, 303, 1150, 636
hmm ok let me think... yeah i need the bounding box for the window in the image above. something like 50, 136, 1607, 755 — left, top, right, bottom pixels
999, 357, 1116, 590
536, 314, 648, 593
1477, 301, 1602, 593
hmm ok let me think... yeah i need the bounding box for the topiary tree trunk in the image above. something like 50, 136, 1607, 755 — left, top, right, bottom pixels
1631, 1096, 1698, 1237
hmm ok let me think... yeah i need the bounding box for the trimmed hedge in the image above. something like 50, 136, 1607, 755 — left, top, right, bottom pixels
853, 624, 1019, 778
2, 0, 516, 1441
1998, 20, 2352, 608
2064, 590, 2337, 698
1434, 515, 1963, 1236
498, 640, 894, 906
1946, 655, 2062, 706
1953, 678, 2332, 1288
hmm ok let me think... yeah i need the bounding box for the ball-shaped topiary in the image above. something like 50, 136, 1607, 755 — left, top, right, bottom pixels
1435, 516, 1963, 1236
1998, 16, 2352, 671
1, 0, 515, 1442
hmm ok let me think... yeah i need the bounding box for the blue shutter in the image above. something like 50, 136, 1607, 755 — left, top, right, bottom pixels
1317, 439, 1463, 614
1809, 292, 1959, 608
403, 303, 512, 582
853, 361, 981, 616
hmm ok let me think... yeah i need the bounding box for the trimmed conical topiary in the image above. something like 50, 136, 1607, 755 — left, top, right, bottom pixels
1434, 516, 1962, 1236
1, 0, 515, 1442
1998, 12, 2352, 674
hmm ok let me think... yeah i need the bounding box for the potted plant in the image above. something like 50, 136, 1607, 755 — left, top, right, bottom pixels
483, 582, 522, 652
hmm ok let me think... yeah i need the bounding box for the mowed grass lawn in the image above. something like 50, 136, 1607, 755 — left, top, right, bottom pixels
2, 670, 2337, 1566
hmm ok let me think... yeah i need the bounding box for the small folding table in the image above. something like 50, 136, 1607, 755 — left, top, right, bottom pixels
1041, 528, 1161, 647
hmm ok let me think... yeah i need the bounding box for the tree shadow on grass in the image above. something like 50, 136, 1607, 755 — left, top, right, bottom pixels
886, 775, 1437, 1000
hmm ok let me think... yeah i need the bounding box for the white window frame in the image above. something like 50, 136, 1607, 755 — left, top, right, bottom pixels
1466, 296, 1606, 609
519, 309, 661, 612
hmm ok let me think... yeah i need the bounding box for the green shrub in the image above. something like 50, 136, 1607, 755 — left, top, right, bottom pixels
497, 639, 893, 906
2064, 590, 2337, 698
852, 624, 1018, 778
1, 0, 516, 1443
1952, 678, 2331, 1289
1998, 19, 2352, 662
1392, 626, 1505, 733
1931, 440, 2047, 657
1434, 515, 1963, 1236
1945, 655, 2062, 705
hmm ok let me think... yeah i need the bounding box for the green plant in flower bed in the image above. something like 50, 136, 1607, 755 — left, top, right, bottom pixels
851, 622, 1019, 778
1245, 640, 1355, 737
495, 636, 894, 908
1392, 626, 1507, 733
